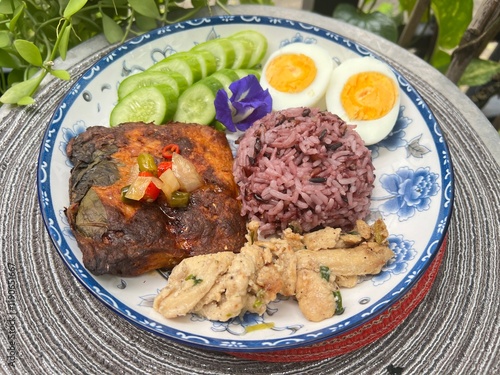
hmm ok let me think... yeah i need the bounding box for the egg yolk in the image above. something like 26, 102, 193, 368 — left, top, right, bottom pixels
341, 72, 398, 121
265, 53, 317, 93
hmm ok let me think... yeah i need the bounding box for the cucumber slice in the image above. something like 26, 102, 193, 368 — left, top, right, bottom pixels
229, 30, 268, 68
110, 85, 178, 126
117, 71, 189, 100
227, 38, 253, 69
173, 77, 224, 125
211, 69, 240, 93
147, 55, 202, 86
162, 51, 216, 79
189, 49, 217, 78
192, 39, 236, 70
233, 69, 262, 81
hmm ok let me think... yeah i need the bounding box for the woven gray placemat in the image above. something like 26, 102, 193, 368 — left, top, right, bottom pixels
1, 7, 499, 375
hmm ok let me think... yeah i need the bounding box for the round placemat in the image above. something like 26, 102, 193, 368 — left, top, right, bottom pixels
1, 6, 499, 375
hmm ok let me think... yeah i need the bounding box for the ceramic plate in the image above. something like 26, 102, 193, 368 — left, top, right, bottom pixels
37, 15, 454, 352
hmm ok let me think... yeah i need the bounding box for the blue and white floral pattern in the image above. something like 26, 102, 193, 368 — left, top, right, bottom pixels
373, 235, 417, 285
370, 106, 431, 160
375, 167, 440, 221
369, 106, 411, 158
59, 120, 87, 165
37, 16, 454, 352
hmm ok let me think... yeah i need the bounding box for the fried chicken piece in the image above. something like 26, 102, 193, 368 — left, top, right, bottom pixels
241, 244, 283, 315
153, 252, 235, 319
194, 250, 256, 321
282, 228, 305, 251
336, 275, 359, 288
355, 219, 373, 240
303, 227, 341, 251
296, 242, 394, 277
153, 219, 395, 323
295, 250, 340, 322
335, 219, 381, 248
195, 239, 297, 319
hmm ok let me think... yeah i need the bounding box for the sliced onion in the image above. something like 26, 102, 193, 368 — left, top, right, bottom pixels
172, 152, 203, 192
126, 163, 140, 185
151, 176, 163, 189
125, 176, 153, 201
159, 169, 180, 199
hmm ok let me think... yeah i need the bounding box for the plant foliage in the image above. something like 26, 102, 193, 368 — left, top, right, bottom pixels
0, 0, 273, 105
1, 0, 498, 107
333, 0, 499, 87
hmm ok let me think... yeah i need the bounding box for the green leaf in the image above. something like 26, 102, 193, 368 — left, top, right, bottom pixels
58, 25, 72, 60
102, 13, 124, 44
128, 0, 160, 19
6, 68, 23, 86
0, 31, 12, 48
333, 3, 399, 43
0, 74, 43, 104
430, 48, 451, 73
63, 0, 89, 18
50, 69, 71, 80
458, 59, 500, 87
0, 48, 20, 68
239, 0, 273, 4
9, 3, 26, 32
399, 0, 430, 22
431, 0, 473, 50
399, 0, 417, 14
17, 96, 35, 105
375, 3, 394, 17
134, 13, 158, 32
0, 0, 17, 14
101, 0, 128, 5
13, 39, 43, 66
57, 0, 70, 9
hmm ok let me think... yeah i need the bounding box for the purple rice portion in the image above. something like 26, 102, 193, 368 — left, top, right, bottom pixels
233, 107, 375, 236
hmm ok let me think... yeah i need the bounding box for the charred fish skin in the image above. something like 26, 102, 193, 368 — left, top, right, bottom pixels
65, 122, 247, 276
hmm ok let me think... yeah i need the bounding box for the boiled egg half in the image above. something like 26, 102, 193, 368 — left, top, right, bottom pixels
326, 57, 401, 145
260, 43, 334, 110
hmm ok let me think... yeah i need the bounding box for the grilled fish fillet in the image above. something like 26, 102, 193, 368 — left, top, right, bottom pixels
65, 122, 247, 276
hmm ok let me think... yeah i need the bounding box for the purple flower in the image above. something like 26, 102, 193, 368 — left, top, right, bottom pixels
214, 74, 272, 132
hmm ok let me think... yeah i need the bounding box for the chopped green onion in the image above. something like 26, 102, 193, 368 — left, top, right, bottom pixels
320, 265, 330, 282
185, 274, 203, 285
334, 290, 345, 315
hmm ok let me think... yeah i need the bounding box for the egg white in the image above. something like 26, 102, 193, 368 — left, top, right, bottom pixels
325, 57, 401, 146
260, 43, 334, 111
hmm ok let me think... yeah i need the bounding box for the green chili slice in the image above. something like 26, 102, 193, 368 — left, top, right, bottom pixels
137, 152, 157, 174
168, 191, 190, 208
120, 185, 133, 203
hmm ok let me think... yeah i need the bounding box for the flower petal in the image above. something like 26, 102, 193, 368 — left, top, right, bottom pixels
214, 89, 237, 132
214, 74, 272, 132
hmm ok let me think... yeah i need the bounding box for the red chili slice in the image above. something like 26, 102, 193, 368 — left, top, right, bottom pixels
162, 143, 180, 160
138, 171, 161, 202
142, 183, 161, 203
157, 161, 173, 177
